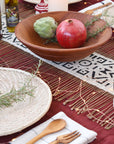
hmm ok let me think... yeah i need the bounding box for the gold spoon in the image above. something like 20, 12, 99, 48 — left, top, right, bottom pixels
26, 119, 66, 144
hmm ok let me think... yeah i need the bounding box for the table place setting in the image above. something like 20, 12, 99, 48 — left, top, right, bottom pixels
80, 0, 113, 14
79, 0, 114, 28
1, 2, 114, 95
10, 112, 97, 144
0, 67, 52, 136
1, 0, 114, 95
0, 0, 114, 130
0, 0, 114, 144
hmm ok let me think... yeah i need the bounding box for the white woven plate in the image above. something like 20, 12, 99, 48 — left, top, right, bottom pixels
23, 0, 82, 4
0, 67, 52, 136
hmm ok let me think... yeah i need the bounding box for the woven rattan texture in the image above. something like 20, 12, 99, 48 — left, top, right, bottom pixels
0, 40, 114, 130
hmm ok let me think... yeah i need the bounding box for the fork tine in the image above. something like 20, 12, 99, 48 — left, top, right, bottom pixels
64, 131, 79, 139
66, 132, 81, 143
49, 131, 81, 144
63, 130, 77, 137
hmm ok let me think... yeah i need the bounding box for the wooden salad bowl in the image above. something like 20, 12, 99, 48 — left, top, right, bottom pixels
15, 11, 112, 62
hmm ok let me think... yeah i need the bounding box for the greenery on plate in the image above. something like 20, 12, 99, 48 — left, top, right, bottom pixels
0, 60, 43, 109
0, 82, 35, 108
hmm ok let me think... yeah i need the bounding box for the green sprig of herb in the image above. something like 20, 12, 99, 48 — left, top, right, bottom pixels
43, 12, 112, 45
0, 61, 43, 109
86, 23, 109, 40
85, 16, 101, 28
0, 83, 35, 108
84, 13, 111, 40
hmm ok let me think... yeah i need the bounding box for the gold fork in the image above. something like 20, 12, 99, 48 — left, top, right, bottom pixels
84, 2, 112, 15
49, 131, 81, 144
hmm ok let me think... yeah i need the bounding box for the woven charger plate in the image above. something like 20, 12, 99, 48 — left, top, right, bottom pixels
0, 67, 52, 136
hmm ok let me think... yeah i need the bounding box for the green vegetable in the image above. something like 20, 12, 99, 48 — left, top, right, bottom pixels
34, 16, 58, 39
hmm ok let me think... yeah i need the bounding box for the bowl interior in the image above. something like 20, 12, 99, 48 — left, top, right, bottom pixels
15, 11, 112, 61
